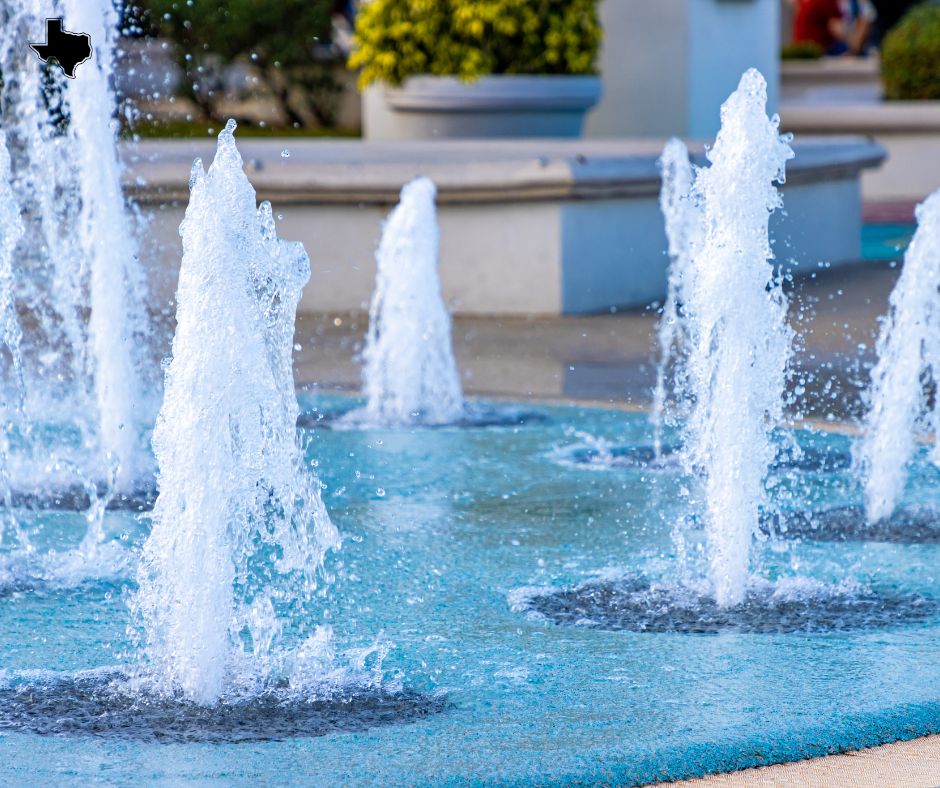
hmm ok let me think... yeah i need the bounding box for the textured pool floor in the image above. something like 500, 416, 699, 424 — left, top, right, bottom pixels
1, 398, 940, 785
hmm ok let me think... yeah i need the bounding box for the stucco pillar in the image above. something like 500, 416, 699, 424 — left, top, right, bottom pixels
585, 0, 780, 138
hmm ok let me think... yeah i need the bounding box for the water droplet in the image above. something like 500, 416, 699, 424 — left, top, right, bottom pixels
376, 488, 386, 498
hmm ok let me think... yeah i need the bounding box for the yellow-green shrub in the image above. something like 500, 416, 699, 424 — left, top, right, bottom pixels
349, 0, 601, 86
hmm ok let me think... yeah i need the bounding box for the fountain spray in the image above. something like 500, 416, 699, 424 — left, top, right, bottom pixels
132, 122, 340, 704
62, 0, 151, 491
0, 0, 152, 508
856, 189, 940, 524
354, 177, 464, 427
0, 131, 26, 542
652, 138, 702, 456
681, 69, 793, 607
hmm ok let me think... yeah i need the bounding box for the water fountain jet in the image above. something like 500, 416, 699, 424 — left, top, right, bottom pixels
0, 0, 153, 510
344, 177, 464, 428
651, 138, 701, 457
131, 121, 340, 705
0, 130, 26, 544
855, 189, 940, 524
679, 69, 794, 607
63, 0, 152, 491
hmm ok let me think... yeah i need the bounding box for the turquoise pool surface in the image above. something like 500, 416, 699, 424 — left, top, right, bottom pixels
862, 224, 915, 262
1, 396, 940, 785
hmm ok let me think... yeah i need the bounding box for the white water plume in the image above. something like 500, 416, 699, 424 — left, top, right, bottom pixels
856, 189, 940, 524
62, 0, 151, 490
132, 121, 340, 705
0, 130, 26, 541
681, 69, 794, 608
652, 138, 703, 455
0, 0, 152, 507
352, 177, 464, 427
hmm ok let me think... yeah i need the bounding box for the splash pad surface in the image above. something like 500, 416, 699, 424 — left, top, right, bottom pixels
2, 396, 940, 784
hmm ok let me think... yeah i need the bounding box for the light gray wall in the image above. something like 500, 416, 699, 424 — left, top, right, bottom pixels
138, 176, 862, 318
586, 0, 780, 138
585, 0, 689, 137
687, 0, 780, 138
561, 198, 668, 313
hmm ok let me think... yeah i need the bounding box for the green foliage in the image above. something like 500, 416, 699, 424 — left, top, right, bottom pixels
780, 41, 824, 60
132, 0, 343, 127
350, 0, 601, 86
882, 2, 940, 100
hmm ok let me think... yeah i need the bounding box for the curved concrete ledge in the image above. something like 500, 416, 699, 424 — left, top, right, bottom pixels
783, 101, 940, 135
126, 136, 884, 316
124, 136, 884, 206
781, 101, 940, 201
781, 57, 880, 82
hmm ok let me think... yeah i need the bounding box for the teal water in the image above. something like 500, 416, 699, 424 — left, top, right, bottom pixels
1, 396, 940, 785
862, 224, 915, 262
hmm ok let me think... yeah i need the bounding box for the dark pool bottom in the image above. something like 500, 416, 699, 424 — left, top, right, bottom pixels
517, 576, 940, 634
562, 443, 852, 473
1, 483, 158, 513
767, 506, 940, 544
0, 672, 447, 743
296, 404, 549, 430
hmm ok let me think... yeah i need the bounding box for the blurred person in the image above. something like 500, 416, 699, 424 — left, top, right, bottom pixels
846, 0, 876, 54
793, 0, 849, 54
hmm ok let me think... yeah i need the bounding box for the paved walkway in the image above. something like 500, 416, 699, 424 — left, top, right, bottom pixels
294, 261, 899, 422
657, 735, 940, 787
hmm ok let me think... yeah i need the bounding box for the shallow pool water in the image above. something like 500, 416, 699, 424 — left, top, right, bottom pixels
861, 223, 915, 262
2, 395, 940, 785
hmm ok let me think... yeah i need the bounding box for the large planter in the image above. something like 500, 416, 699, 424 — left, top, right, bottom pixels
363, 75, 602, 140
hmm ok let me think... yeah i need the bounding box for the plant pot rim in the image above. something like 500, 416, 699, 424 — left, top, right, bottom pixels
383, 74, 602, 113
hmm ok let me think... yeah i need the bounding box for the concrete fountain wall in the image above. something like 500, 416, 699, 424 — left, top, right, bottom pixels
126, 137, 883, 316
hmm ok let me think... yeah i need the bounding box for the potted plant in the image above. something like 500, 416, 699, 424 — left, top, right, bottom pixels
349, 0, 602, 139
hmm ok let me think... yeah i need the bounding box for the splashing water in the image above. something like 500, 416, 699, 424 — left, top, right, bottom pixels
0, 130, 26, 542
131, 121, 340, 705
652, 138, 703, 456
62, 0, 152, 490
351, 177, 464, 427
856, 189, 940, 524
0, 132, 25, 393
0, 0, 152, 514
681, 70, 794, 608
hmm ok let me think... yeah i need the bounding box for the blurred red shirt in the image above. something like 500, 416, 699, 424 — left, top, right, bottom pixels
793, 0, 843, 51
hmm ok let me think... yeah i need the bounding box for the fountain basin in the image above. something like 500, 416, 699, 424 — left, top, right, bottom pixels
2, 398, 940, 784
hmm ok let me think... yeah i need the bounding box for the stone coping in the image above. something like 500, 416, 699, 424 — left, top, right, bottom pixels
122, 136, 885, 206
782, 101, 940, 134
781, 56, 880, 81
